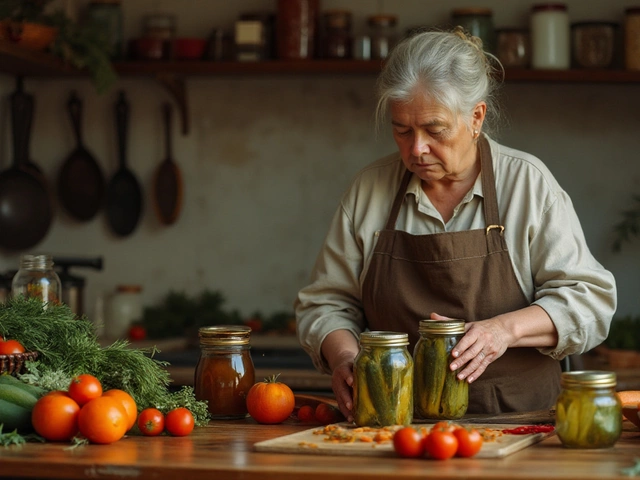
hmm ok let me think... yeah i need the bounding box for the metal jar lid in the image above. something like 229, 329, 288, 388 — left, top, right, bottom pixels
418, 319, 466, 335
561, 370, 617, 389
198, 325, 251, 346
359, 331, 408, 347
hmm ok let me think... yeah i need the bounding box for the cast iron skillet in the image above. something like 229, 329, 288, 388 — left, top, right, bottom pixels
57, 91, 106, 222
153, 102, 183, 225
0, 78, 53, 251
105, 90, 142, 237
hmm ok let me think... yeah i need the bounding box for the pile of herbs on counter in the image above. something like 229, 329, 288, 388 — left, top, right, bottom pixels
0, 297, 210, 430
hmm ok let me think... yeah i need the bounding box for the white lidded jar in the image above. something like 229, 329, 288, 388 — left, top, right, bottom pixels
531, 3, 570, 69
106, 284, 143, 339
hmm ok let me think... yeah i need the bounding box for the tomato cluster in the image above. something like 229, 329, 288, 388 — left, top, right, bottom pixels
392, 422, 483, 460
137, 407, 194, 437
296, 403, 345, 425
0, 338, 26, 355
31, 373, 195, 443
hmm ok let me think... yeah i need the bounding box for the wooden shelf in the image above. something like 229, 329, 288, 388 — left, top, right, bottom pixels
0, 40, 77, 77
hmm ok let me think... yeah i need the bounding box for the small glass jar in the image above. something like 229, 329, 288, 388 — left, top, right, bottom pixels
276, 0, 320, 59
11, 254, 61, 308
86, 0, 124, 59
413, 320, 468, 420
194, 325, 256, 420
353, 331, 413, 427
368, 14, 398, 59
530, 3, 570, 69
106, 285, 143, 339
571, 22, 617, 69
322, 10, 352, 59
555, 371, 622, 449
624, 7, 640, 70
452, 7, 496, 54
496, 28, 531, 68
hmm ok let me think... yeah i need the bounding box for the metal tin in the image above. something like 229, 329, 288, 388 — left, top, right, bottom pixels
413, 320, 468, 420
555, 371, 622, 449
353, 331, 413, 427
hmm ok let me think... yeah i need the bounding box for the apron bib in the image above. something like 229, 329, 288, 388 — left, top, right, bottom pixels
361, 136, 561, 414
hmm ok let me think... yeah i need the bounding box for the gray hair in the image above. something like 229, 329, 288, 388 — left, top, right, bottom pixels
375, 28, 503, 135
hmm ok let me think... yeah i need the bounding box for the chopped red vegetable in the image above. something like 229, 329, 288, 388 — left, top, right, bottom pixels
501, 425, 555, 435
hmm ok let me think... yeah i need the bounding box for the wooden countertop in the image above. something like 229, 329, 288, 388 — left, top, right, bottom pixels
1, 417, 639, 479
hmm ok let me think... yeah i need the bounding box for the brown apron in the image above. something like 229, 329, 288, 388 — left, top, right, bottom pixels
361, 136, 561, 414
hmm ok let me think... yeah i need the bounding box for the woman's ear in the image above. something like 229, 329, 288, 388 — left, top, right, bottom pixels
472, 101, 487, 131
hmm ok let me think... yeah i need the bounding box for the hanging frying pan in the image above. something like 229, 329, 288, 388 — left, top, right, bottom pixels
0, 78, 53, 251
105, 90, 143, 237
153, 103, 183, 225
57, 91, 106, 221
12, 78, 42, 178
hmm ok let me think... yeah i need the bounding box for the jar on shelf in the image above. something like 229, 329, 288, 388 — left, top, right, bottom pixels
85, 0, 124, 59
105, 284, 142, 339
530, 3, 570, 70
496, 28, 531, 68
451, 7, 496, 54
368, 14, 398, 59
571, 22, 617, 69
194, 325, 256, 419
353, 331, 413, 427
276, 0, 320, 60
624, 7, 640, 70
11, 254, 61, 308
322, 10, 352, 59
413, 319, 468, 420
555, 370, 622, 449
139, 13, 177, 60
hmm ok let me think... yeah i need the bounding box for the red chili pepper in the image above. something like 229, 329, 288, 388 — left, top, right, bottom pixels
501, 424, 555, 435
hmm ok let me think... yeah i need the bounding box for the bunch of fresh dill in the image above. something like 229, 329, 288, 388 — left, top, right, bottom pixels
0, 297, 209, 426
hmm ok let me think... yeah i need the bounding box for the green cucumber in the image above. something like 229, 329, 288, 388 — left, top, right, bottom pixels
0, 384, 38, 410
0, 373, 46, 398
0, 399, 32, 432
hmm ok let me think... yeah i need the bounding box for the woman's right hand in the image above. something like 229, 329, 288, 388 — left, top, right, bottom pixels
331, 360, 355, 422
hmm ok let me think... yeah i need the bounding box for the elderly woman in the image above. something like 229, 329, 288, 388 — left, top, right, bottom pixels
294, 28, 616, 419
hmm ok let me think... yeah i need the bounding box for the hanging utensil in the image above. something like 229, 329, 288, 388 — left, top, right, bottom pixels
11, 78, 42, 178
57, 91, 106, 222
0, 77, 53, 251
105, 90, 143, 237
153, 102, 183, 225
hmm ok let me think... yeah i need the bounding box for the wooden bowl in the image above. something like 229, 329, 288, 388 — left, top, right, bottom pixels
622, 405, 640, 429
6, 22, 58, 52
0, 351, 39, 375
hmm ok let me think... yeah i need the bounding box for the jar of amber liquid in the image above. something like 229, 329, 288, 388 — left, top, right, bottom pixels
555, 371, 622, 449
194, 325, 255, 419
413, 319, 468, 420
353, 331, 413, 427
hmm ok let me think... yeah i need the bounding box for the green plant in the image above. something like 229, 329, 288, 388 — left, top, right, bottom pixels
604, 315, 640, 351
612, 195, 640, 252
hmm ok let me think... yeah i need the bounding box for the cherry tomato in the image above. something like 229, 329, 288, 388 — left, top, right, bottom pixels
165, 407, 194, 437
453, 427, 483, 458
393, 427, 425, 458
0, 339, 25, 355
78, 396, 128, 444
128, 325, 147, 342
68, 374, 103, 406
423, 429, 459, 460
314, 403, 345, 425
297, 405, 315, 422
137, 408, 165, 436
31, 393, 80, 442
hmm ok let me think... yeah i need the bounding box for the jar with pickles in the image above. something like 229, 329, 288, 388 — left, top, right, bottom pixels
353, 331, 413, 427
194, 325, 256, 419
413, 319, 468, 420
555, 370, 622, 449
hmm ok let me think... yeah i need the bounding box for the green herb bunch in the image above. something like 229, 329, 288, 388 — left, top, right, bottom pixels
0, 297, 209, 426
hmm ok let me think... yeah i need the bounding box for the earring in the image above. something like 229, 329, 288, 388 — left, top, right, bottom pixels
473, 129, 480, 139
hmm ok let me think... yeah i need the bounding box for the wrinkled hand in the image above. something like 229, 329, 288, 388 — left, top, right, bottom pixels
331, 360, 355, 422
430, 312, 513, 384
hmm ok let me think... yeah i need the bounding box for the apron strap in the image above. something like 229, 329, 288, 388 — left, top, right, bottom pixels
384, 168, 413, 231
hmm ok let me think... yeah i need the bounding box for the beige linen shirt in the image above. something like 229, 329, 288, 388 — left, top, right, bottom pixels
295, 136, 617, 374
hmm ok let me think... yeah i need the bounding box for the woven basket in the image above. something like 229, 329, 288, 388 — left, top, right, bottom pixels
0, 351, 38, 376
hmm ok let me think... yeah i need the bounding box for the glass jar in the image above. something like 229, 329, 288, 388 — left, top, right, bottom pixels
368, 14, 398, 59
496, 28, 531, 68
353, 331, 413, 427
530, 3, 570, 69
571, 22, 617, 69
322, 10, 352, 59
11, 254, 61, 308
194, 325, 256, 419
555, 371, 622, 449
413, 319, 468, 420
276, 0, 319, 59
451, 7, 496, 54
86, 0, 124, 59
105, 284, 142, 339
624, 7, 640, 70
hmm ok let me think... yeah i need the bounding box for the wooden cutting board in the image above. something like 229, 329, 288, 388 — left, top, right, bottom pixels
254, 423, 555, 459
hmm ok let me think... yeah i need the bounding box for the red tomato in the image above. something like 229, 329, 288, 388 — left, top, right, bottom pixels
78, 396, 128, 444
68, 374, 103, 406
314, 403, 345, 425
423, 429, 459, 460
128, 325, 147, 342
137, 408, 165, 436
393, 427, 425, 458
0, 339, 25, 355
453, 427, 483, 458
244, 317, 263, 332
103, 389, 138, 431
297, 405, 315, 422
31, 393, 80, 442
246, 375, 295, 424
165, 407, 195, 437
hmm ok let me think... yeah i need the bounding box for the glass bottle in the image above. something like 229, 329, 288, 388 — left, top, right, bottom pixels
106, 285, 143, 339
86, 0, 124, 59
413, 319, 468, 420
368, 14, 398, 59
530, 3, 570, 69
555, 370, 622, 449
11, 254, 61, 308
276, 0, 320, 60
322, 10, 352, 59
194, 325, 256, 419
624, 7, 640, 70
353, 331, 413, 427
451, 7, 496, 54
